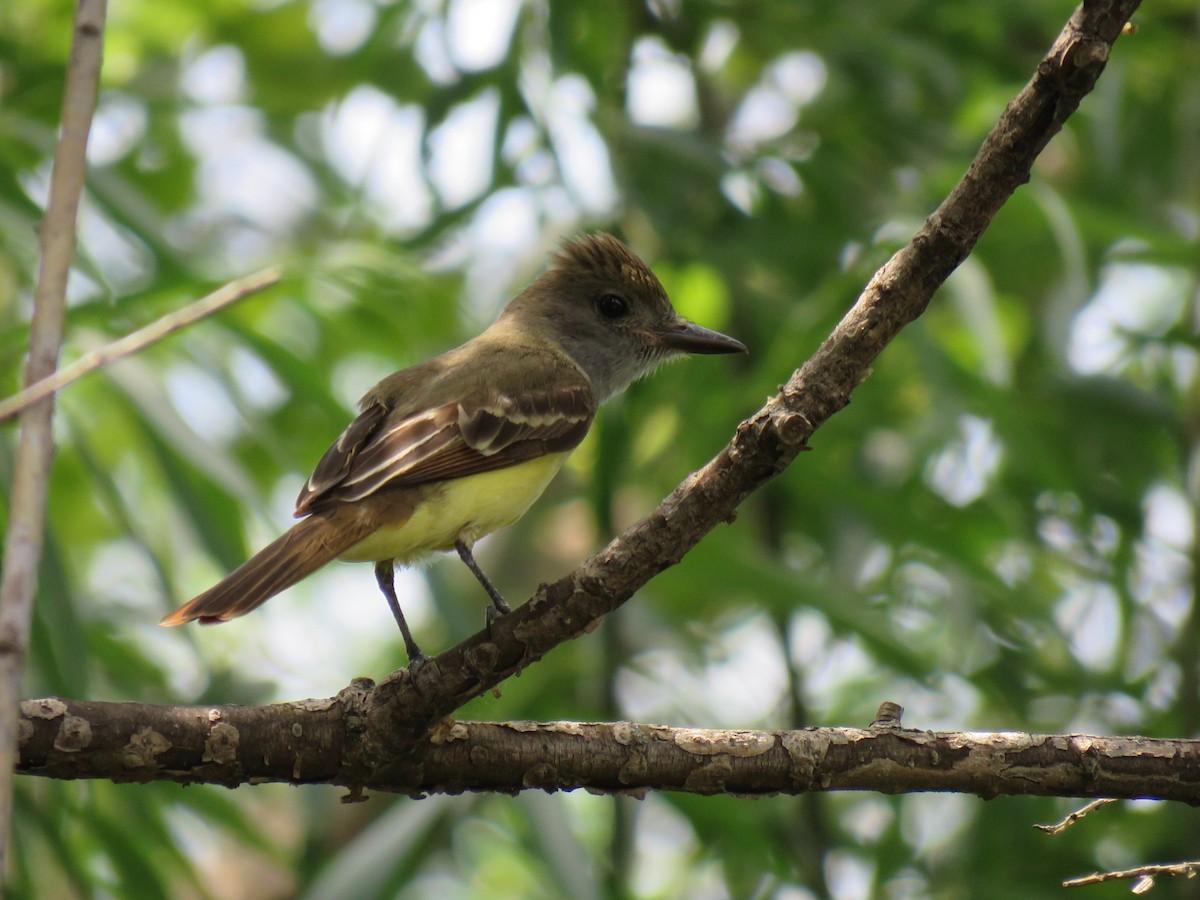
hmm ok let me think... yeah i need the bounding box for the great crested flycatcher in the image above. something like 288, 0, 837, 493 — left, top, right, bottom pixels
161, 233, 746, 664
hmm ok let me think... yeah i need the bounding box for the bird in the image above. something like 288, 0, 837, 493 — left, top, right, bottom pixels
160, 233, 746, 665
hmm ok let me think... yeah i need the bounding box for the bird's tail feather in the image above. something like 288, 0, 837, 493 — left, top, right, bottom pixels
160, 510, 373, 627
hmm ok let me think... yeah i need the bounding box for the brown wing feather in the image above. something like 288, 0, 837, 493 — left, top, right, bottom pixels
295, 384, 594, 514
328, 406, 460, 500
295, 400, 390, 515
381, 439, 545, 485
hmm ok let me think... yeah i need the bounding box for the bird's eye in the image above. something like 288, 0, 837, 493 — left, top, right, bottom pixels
596, 294, 629, 319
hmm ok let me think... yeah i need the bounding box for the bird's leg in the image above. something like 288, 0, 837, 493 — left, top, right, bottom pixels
374, 559, 427, 668
455, 538, 511, 624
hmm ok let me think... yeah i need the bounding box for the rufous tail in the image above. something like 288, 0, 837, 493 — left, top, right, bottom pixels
160, 509, 373, 626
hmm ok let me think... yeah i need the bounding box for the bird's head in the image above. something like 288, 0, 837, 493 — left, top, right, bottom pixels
502, 233, 746, 400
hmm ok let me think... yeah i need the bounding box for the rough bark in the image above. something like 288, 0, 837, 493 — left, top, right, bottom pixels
20, 694, 1198, 804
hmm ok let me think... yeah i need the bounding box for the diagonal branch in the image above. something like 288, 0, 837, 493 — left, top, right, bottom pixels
357, 0, 1141, 757
0, 267, 282, 424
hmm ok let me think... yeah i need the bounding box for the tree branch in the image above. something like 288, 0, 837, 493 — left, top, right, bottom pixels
19, 693, 1200, 803
0, 266, 282, 424
1064, 861, 1200, 890
0, 0, 108, 874
1035, 798, 1118, 834
356, 0, 1141, 756
13, 0, 1143, 796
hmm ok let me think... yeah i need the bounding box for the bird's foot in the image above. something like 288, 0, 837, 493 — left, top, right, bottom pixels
485, 603, 510, 630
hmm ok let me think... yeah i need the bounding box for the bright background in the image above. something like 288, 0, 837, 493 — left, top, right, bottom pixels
2, 1, 1199, 897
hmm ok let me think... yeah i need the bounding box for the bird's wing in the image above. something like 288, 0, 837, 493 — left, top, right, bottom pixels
294, 384, 594, 515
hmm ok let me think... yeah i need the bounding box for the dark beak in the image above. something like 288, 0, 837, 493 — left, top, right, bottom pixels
654, 320, 748, 355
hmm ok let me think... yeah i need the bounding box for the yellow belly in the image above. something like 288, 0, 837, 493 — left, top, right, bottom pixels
338, 453, 567, 564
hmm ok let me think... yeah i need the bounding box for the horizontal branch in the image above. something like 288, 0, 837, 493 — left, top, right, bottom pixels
18, 694, 1200, 803
1064, 861, 1200, 890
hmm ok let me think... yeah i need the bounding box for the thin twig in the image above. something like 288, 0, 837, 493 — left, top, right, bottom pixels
1064, 861, 1200, 889
1034, 798, 1117, 834
0, 0, 108, 876
0, 266, 282, 424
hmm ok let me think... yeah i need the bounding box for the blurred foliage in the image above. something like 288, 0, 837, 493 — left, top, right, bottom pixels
2, 0, 1199, 897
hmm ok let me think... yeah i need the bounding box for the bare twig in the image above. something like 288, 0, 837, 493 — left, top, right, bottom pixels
0, 266, 282, 424
1064, 861, 1200, 890
1035, 798, 1118, 834
0, 0, 108, 876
